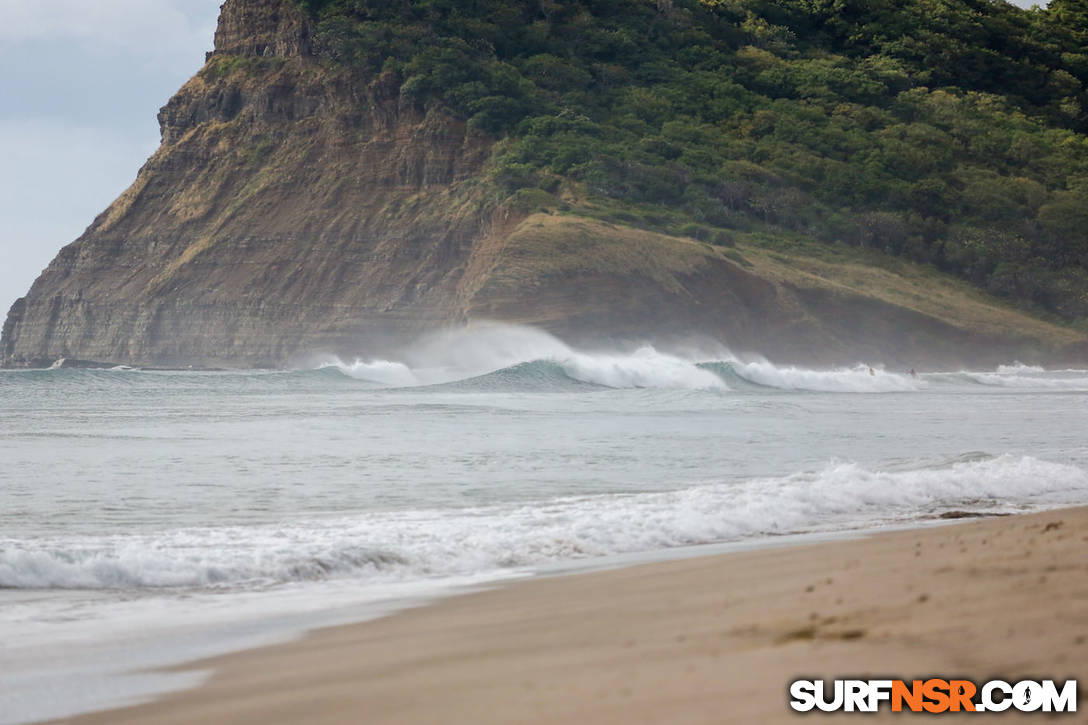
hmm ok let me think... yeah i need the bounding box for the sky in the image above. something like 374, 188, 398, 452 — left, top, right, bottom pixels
0, 0, 1052, 318
0, 0, 222, 317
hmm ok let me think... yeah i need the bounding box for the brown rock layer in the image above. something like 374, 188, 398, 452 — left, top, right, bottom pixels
3, 0, 1084, 368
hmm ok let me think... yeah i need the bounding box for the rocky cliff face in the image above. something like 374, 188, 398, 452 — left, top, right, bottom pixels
4, 0, 493, 368
3, 0, 1085, 368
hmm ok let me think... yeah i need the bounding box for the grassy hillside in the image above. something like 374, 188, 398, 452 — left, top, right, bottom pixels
292, 0, 1088, 326
481, 212, 1084, 348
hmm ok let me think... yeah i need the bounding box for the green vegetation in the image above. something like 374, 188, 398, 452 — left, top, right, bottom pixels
201, 54, 285, 80
294, 0, 1088, 321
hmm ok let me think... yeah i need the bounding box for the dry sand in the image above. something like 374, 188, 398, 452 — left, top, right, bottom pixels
52, 508, 1087, 724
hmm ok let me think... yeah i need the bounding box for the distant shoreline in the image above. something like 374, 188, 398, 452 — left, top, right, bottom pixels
52, 506, 1088, 725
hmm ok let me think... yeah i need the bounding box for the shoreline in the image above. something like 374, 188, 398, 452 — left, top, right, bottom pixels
47, 506, 1087, 724
10, 521, 942, 725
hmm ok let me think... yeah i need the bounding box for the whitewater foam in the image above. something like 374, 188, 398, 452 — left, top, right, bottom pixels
995, 363, 1046, 374
955, 371, 1088, 390
8, 326, 1088, 725
3, 455, 1082, 592
317, 324, 725, 390
308, 326, 1088, 394
322, 359, 421, 387
724, 361, 921, 392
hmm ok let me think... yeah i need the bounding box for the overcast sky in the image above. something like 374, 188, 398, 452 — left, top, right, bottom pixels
0, 0, 222, 317
0, 0, 1051, 317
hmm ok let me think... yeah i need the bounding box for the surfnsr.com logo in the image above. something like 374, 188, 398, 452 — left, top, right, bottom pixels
790, 679, 1077, 713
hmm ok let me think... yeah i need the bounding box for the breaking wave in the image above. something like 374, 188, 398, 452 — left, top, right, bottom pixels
9, 325, 1083, 395
322, 348, 1088, 392
318, 324, 726, 390
326, 351, 725, 391
706, 361, 921, 393
314, 323, 924, 393
319, 355, 1088, 394
995, 363, 1045, 374
929, 368, 1088, 390
3, 454, 1084, 591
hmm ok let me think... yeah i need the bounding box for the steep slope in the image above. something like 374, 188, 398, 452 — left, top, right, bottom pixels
2, 0, 1085, 368
293, 0, 1088, 322
3, 0, 496, 368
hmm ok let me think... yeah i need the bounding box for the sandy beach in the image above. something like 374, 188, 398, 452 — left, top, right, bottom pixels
51, 507, 1086, 724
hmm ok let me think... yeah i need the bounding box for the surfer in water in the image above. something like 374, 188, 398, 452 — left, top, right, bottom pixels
909, 368, 917, 378
868, 366, 875, 376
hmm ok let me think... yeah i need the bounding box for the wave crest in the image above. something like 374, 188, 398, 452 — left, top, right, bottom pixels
4, 454, 1083, 591
710, 361, 920, 392
317, 325, 726, 390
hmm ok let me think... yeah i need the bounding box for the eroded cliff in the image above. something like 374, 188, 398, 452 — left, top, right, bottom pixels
3, 0, 1085, 368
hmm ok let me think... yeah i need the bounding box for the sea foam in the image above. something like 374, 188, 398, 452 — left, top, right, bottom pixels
723, 361, 921, 392
318, 323, 725, 390
3, 454, 1083, 591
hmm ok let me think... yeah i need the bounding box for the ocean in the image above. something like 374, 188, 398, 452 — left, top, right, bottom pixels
2, 324, 1087, 724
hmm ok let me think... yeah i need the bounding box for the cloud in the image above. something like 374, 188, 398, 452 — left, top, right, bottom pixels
0, 119, 160, 312
0, 0, 222, 60
0, 1, 223, 315
0, 0, 223, 128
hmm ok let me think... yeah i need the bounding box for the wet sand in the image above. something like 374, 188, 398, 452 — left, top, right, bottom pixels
52, 507, 1087, 724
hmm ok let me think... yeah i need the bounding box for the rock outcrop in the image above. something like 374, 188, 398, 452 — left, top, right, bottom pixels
3, 0, 1085, 368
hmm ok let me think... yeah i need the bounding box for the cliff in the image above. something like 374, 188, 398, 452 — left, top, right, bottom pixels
3, 0, 1086, 368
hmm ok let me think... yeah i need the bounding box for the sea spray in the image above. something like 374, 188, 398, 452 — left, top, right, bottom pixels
921, 366, 1088, 390
995, 363, 1046, 374
960, 370, 1088, 390
5, 340, 1088, 725
310, 323, 948, 392
720, 360, 921, 393
316, 323, 726, 390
